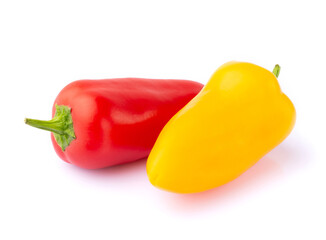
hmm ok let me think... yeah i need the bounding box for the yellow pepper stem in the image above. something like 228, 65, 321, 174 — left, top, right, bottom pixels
273, 64, 281, 78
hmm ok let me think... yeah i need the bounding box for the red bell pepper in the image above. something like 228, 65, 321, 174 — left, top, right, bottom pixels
25, 78, 203, 169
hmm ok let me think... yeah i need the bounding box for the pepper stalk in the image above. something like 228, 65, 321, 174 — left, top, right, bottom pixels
25, 104, 76, 151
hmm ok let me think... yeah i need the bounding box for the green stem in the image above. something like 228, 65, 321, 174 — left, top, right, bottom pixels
273, 64, 281, 78
25, 116, 67, 135
25, 105, 76, 151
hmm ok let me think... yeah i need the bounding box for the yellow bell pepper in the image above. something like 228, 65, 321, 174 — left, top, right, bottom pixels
147, 61, 296, 194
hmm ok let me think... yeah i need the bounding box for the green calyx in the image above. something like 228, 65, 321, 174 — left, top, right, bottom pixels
272, 64, 281, 78
25, 104, 76, 151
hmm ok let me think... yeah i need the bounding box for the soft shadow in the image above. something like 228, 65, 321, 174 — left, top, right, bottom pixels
62, 158, 149, 190
163, 135, 311, 213
60, 132, 311, 212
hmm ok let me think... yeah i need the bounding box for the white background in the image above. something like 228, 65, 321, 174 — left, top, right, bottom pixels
1, 0, 325, 239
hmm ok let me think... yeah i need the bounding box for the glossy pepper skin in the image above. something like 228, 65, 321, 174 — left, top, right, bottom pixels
147, 62, 296, 194
25, 78, 203, 169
